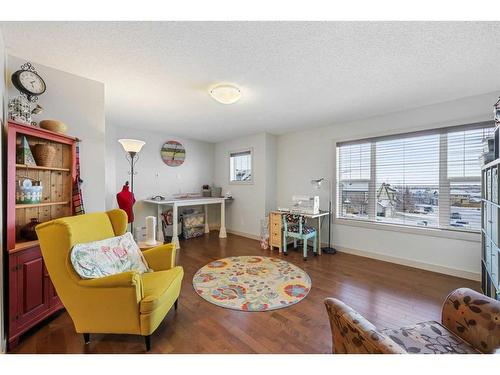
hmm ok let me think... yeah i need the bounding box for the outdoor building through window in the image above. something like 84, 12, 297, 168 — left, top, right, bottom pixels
229, 149, 252, 183
336, 123, 494, 232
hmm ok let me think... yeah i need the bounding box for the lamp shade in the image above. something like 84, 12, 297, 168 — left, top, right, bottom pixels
118, 139, 145, 153
209, 84, 241, 104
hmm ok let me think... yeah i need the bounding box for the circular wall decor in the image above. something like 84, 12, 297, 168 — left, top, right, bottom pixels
161, 140, 186, 167
193, 256, 311, 312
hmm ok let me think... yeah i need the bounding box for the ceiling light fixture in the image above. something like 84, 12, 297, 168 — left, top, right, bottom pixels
209, 83, 241, 104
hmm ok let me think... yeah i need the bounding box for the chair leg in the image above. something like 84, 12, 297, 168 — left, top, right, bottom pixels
283, 233, 287, 255
293, 238, 297, 248
313, 235, 318, 256
174, 298, 179, 310
83, 333, 90, 344
144, 335, 151, 351
303, 238, 308, 261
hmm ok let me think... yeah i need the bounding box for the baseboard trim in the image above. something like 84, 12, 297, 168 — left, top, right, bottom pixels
205, 228, 479, 281
334, 244, 480, 281
208, 225, 260, 241
226, 229, 260, 241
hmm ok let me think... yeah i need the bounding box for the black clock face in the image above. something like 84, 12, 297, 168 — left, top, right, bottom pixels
12, 69, 46, 97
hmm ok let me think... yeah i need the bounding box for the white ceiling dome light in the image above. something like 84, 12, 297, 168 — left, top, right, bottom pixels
209, 83, 241, 104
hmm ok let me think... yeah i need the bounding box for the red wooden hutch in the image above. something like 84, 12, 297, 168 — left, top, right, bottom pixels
6, 120, 78, 350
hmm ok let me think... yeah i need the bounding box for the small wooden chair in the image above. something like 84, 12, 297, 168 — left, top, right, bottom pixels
282, 213, 317, 260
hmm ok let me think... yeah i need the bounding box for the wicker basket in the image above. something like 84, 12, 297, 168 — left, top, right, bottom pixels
32, 144, 56, 167
39, 120, 68, 134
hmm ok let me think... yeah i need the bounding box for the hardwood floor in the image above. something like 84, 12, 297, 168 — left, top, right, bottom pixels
10, 232, 479, 354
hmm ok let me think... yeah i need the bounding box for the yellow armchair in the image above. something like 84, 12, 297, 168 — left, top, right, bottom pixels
35, 209, 184, 351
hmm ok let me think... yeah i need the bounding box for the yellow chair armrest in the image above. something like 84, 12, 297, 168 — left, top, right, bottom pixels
77, 271, 141, 288
142, 243, 176, 271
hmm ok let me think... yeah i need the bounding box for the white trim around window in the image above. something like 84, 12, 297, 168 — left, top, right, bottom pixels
334, 217, 480, 242
229, 147, 253, 185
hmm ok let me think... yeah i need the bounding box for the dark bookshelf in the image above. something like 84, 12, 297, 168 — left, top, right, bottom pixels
481, 123, 500, 301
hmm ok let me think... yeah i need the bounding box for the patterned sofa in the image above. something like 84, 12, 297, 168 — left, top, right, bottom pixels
324, 288, 500, 354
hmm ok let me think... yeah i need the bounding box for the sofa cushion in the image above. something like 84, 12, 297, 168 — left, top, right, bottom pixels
382, 321, 480, 354
71, 232, 151, 279
140, 266, 184, 314
441, 287, 500, 353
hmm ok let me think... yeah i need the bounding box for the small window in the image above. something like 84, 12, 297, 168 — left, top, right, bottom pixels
230, 149, 252, 184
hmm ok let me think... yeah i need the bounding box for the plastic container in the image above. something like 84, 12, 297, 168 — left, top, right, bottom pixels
183, 212, 204, 227
211, 187, 222, 197
183, 225, 205, 239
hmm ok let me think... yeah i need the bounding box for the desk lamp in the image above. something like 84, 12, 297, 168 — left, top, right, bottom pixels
310, 177, 336, 254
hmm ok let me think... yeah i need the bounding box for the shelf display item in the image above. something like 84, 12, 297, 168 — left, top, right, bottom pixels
8, 95, 32, 125
16, 136, 36, 165
20, 218, 40, 241
39, 119, 68, 134
32, 144, 56, 167
16, 178, 43, 204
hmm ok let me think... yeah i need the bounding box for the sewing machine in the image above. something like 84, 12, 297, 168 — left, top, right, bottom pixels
291, 195, 320, 215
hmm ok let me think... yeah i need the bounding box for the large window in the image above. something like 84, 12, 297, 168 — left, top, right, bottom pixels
336, 123, 493, 232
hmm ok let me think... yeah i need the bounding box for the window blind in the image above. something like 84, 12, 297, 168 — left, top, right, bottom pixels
446, 127, 494, 230
338, 143, 371, 219
336, 122, 494, 232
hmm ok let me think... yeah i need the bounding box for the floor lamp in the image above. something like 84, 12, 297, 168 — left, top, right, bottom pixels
311, 177, 337, 254
118, 139, 146, 235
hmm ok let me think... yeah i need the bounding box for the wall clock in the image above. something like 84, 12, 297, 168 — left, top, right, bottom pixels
161, 140, 186, 167
11, 62, 46, 102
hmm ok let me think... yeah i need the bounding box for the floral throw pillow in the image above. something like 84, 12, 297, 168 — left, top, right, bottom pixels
71, 232, 151, 279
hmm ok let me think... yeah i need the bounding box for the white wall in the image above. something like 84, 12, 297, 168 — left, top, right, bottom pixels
265, 133, 277, 214
277, 92, 500, 280
7, 55, 106, 212
108, 124, 215, 229
214, 132, 276, 237
105, 121, 117, 210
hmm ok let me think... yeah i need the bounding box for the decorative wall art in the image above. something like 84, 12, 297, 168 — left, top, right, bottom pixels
161, 140, 186, 167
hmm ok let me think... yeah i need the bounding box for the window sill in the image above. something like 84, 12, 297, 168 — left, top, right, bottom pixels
229, 180, 254, 185
334, 217, 480, 243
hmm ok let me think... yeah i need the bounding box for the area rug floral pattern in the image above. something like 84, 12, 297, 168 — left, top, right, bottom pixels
193, 256, 311, 311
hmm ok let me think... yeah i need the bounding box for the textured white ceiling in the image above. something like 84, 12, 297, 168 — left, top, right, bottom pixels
1, 21, 500, 142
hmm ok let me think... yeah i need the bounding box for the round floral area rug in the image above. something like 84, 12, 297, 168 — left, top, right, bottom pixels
192, 256, 311, 312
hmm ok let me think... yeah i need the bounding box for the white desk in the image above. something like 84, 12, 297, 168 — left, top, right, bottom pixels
142, 197, 227, 249
302, 211, 329, 255
271, 210, 329, 255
